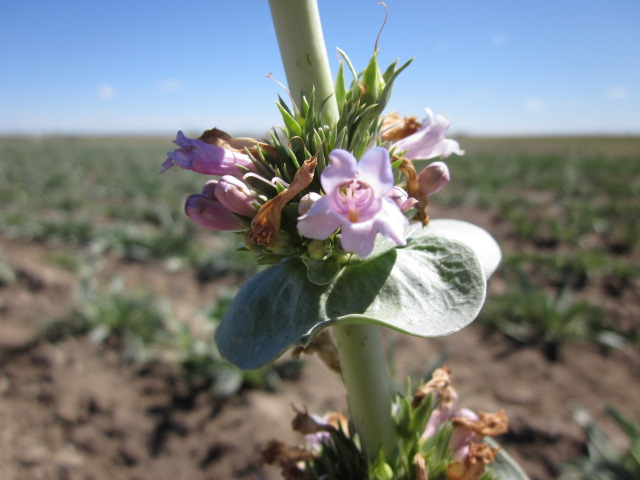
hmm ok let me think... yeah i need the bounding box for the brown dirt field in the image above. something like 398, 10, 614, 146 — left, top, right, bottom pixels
1, 212, 639, 480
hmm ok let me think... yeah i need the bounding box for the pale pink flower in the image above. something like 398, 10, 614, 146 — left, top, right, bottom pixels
297, 148, 408, 258
160, 131, 256, 176
423, 388, 459, 438
450, 408, 481, 461
392, 109, 464, 161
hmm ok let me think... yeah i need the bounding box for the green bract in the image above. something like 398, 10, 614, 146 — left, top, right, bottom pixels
215, 219, 499, 369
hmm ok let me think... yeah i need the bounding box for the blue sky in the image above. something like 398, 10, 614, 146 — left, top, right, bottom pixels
1, 0, 638, 136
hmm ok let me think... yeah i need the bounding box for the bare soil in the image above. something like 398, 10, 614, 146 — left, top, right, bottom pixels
1, 208, 639, 480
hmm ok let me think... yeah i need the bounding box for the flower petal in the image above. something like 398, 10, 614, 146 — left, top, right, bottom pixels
375, 198, 409, 246
297, 197, 342, 240
356, 146, 394, 195
320, 149, 357, 194
393, 110, 463, 160
339, 220, 378, 258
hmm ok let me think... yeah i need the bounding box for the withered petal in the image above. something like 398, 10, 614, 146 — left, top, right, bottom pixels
451, 410, 509, 437
248, 156, 317, 247
446, 442, 499, 480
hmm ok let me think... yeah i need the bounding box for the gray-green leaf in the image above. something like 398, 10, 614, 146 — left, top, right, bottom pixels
215, 224, 493, 370
485, 438, 532, 479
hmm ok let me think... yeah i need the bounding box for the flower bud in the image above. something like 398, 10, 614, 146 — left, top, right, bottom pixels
201, 179, 218, 197
306, 239, 328, 260
215, 175, 258, 217
184, 194, 244, 231
361, 53, 386, 108
267, 230, 296, 256
298, 192, 321, 216
417, 161, 450, 197
385, 186, 418, 212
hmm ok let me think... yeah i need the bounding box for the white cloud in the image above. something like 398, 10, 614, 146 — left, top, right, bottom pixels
607, 86, 629, 100
523, 98, 544, 111
97, 84, 116, 100
156, 78, 182, 92
491, 33, 506, 47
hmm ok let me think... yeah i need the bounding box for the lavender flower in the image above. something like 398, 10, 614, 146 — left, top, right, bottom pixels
215, 175, 258, 217
297, 148, 408, 258
160, 131, 255, 176
392, 109, 464, 161
184, 180, 244, 231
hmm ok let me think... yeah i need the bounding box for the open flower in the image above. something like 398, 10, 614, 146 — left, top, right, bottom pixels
388, 108, 464, 161
297, 147, 408, 258
160, 131, 256, 176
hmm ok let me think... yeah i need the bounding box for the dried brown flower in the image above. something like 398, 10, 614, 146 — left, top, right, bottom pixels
451, 410, 509, 438
381, 112, 422, 141
291, 407, 349, 436
291, 329, 342, 374
260, 440, 314, 480
446, 442, 499, 480
247, 156, 317, 246
398, 158, 429, 226
199, 127, 275, 157
412, 366, 455, 409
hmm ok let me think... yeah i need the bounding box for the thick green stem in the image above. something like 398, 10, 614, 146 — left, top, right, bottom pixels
268, 0, 339, 125
333, 324, 397, 459
268, 0, 397, 460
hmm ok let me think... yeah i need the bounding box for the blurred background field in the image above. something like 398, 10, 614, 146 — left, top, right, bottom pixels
2, 134, 638, 348
0, 134, 639, 479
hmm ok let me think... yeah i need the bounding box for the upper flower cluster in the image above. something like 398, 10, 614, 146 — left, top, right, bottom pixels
161, 52, 463, 262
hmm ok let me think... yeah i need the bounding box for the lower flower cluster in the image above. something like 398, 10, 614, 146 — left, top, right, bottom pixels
261, 367, 508, 480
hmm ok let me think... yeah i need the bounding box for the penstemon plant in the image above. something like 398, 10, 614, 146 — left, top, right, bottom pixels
161, 1, 530, 478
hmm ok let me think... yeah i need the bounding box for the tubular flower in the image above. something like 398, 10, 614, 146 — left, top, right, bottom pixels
215, 175, 258, 217
184, 180, 245, 231
449, 408, 482, 461
389, 108, 464, 161
160, 130, 256, 176
297, 147, 408, 258
414, 368, 508, 468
